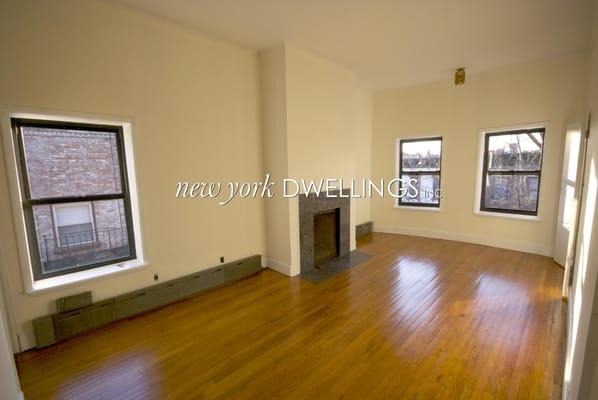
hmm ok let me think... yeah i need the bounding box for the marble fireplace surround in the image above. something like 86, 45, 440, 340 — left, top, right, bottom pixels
298, 189, 350, 274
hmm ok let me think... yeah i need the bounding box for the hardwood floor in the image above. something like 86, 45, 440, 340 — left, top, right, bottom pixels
16, 233, 565, 399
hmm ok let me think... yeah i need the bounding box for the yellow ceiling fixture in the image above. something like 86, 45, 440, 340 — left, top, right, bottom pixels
454, 68, 465, 85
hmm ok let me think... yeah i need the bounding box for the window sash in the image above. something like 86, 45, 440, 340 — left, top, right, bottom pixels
398, 137, 442, 207
12, 118, 137, 280
480, 128, 545, 216
486, 170, 541, 175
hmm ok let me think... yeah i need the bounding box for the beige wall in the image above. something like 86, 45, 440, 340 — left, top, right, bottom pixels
565, 4, 598, 399
354, 88, 373, 225
286, 44, 373, 227
260, 43, 373, 276
285, 45, 359, 183
285, 44, 365, 271
371, 53, 589, 256
0, 0, 265, 351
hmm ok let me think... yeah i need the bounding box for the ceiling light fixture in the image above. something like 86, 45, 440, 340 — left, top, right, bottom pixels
454, 68, 465, 86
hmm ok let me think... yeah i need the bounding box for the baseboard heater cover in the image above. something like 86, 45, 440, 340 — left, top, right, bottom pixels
356, 221, 373, 238
32, 254, 262, 348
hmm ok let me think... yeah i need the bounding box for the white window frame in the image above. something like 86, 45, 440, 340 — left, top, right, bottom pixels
473, 122, 547, 221
1, 109, 147, 294
52, 202, 96, 247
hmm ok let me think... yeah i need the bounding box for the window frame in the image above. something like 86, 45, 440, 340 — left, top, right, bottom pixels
479, 127, 545, 216
397, 136, 443, 208
11, 118, 137, 280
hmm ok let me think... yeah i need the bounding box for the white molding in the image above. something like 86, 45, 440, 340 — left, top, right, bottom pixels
374, 224, 552, 256
473, 209, 541, 221
265, 258, 291, 276
394, 204, 443, 212
17, 391, 24, 400
27, 261, 149, 295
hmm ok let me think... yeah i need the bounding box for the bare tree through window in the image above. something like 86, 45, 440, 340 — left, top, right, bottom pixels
481, 128, 544, 215
398, 137, 443, 207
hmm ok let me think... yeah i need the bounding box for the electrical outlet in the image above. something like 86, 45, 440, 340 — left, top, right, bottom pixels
220, 256, 224, 263
153, 273, 159, 281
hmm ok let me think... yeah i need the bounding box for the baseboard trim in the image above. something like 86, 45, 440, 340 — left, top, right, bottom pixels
374, 224, 552, 257
17, 391, 24, 400
265, 258, 291, 276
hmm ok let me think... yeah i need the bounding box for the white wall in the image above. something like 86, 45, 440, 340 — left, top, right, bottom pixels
564, 4, 598, 399
371, 53, 589, 256
259, 44, 292, 274
260, 43, 373, 276
0, 0, 265, 351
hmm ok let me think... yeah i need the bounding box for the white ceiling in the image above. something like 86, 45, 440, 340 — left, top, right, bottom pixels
111, 0, 596, 89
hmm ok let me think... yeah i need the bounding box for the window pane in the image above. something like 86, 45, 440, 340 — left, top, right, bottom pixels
21, 126, 122, 199
400, 174, 440, 205
487, 131, 543, 171
33, 200, 130, 274
401, 139, 441, 171
483, 174, 539, 212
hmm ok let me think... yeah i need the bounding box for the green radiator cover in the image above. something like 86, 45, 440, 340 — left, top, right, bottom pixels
53, 299, 115, 341
32, 315, 56, 348
176, 267, 225, 299
223, 255, 262, 282
34, 255, 262, 348
56, 291, 92, 313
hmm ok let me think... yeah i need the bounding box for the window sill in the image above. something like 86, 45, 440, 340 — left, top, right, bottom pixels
26, 259, 148, 296
474, 210, 540, 222
394, 204, 442, 212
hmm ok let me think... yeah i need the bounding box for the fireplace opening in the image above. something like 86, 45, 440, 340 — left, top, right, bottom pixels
313, 208, 340, 267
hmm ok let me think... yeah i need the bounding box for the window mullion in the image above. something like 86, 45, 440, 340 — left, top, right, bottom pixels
486, 170, 541, 175
400, 170, 441, 176
25, 193, 126, 207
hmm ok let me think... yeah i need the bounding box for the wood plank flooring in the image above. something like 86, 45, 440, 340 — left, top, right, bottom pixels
15, 233, 565, 399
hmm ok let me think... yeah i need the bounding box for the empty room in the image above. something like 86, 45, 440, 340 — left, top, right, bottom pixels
2, 0, 598, 399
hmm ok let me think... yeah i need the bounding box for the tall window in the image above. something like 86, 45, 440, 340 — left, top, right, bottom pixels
480, 128, 545, 216
12, 118, 137, 280
397, 137, 443, 207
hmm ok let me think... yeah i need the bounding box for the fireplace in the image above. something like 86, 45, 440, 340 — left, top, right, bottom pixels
298, 189, 350, 273
313, 208, 340, 266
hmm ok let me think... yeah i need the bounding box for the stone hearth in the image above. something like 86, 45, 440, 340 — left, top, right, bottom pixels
299, 189, 350, 274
